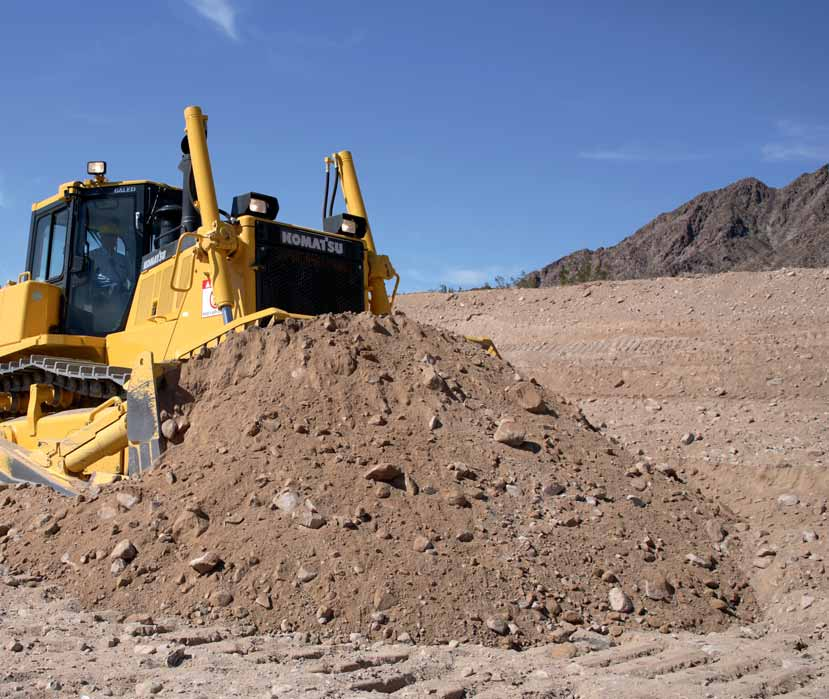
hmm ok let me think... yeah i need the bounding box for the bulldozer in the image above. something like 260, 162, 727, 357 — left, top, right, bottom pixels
0, 105, 400, 495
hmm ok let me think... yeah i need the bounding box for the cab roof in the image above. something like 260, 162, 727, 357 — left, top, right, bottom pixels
32, 179, 178, 212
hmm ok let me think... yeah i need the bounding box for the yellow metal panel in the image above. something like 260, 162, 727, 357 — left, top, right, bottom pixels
0, 280, 61, 348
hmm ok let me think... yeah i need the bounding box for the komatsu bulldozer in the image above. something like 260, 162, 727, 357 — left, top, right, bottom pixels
0, 105, 399, 495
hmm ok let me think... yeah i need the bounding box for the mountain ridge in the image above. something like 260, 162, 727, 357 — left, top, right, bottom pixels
526, 164, 829, 286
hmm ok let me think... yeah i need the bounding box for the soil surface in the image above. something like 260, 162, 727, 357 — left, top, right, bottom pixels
0, 268, 826, 697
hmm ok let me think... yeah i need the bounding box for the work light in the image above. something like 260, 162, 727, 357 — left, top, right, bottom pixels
87, 161, 107, 175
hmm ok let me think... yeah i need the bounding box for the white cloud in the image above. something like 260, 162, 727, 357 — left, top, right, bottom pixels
185, 0, 239, 40
578, 145, 706, 162
761, 120, 829, 162
442, 265, 525, 288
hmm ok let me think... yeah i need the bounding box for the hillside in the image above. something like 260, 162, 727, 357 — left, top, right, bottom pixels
526, 164, 829, 286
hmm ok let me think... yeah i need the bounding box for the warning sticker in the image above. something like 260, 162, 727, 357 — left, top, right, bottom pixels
201, 279, 221, 318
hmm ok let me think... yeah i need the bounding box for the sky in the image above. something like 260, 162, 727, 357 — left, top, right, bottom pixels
1, 1, 828, 291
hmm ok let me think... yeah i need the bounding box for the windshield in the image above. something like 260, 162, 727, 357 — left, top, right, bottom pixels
65, 194, 141, 336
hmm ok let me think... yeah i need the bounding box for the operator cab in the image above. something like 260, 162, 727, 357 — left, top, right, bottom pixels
27, 162, 182, 336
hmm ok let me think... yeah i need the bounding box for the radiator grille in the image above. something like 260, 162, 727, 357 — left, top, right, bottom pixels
254, 221, 365, 316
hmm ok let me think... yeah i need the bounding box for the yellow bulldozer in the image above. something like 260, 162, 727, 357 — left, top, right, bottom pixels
0, 105, 400, 495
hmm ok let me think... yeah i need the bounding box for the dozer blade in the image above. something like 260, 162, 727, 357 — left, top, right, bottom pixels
0, 438, 81, 496
465, 336, 502, 359
126, 351, 163, 477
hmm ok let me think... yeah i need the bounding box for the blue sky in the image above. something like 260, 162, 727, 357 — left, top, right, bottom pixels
1, 1, 827, 291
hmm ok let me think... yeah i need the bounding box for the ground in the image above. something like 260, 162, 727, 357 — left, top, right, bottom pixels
0, 267, 827, 697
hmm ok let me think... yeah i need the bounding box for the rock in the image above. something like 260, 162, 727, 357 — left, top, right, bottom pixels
494, 419, 526, 447
116, 491, 141, 511
680, 432, 695, 445
778, 494, 800, 507
803, 530, 819, 543
110, 559, 127, 576
561, 610, 582, 625
543, 483, 565, 497
161, 418, 178, 441
375, 484, 392, 498
444, 489, 470, 508
756, 547, 776, 558
373, 590, 397, 611
608, 587, 633, 613
43, 521, 60, 536
429, 415, 442, 430
6, 640, 23, 652
753, 557, 773, 569
486, 617, 510, 636
272, 490, 302, 513
550, 626, 575, 643
256, 593, 273, 610
211, 590, 234, 607
296, 566, 318, 583
413, 536, 433, 553
293, 509, 326, 529
165, 646, 188, 667
135, 680, 163, 696
189, 551, 222, 575
171, 509, 210, 543
686, 553, 714, 570
570, 629, 612, 651
705, 519, 726, 543
509, 382, 546, 413
549, 643, 578, 659
422, 367, 447, 391
404, 474, 420, 496
456, 531, 474, 543
110, 539, 137, 562
316, 606, 334, 624
364, 463, 402, 482
708, 597, 729, 612
643, 573, 674, 601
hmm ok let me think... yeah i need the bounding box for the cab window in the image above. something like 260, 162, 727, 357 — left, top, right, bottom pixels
31, 208, 68, 281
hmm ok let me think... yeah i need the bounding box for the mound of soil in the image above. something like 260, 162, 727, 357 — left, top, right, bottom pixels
0, 313, 756, 645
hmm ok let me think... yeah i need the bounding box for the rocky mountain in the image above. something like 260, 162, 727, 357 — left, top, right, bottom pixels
526, 164, 829, 286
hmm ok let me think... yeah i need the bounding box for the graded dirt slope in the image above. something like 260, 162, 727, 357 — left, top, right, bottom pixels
0, 313, 754, 647
399, 266, 829, 630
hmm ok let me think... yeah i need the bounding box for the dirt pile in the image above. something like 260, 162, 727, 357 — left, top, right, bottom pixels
0, 313, 756, 645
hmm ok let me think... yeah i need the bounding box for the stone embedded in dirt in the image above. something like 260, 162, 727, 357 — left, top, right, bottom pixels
211, 590, 234, 607
509, 382, 546, 414
404, 473, 420, 496
110, 559, 127, 576
643, 573, 674, 601
777, 494, 799, 507
803, 530, 818, 542
542, 482, 565, 497
486, 617, 510, 636
172, 509, 209, 543
686, 553, 714, 570
494, 419, 526, 447
422, 366, 447, 391
110, 539, 137, 562
801, 595, 815, 610
456, 531, 474, 543
444, 489, 470, 508
273, 491, 302, 513
166, 646, 187, 667
608, 587, 633, 613
429, 415, 442, 430
256, 593, 273, 610
413, 536, 433, 553
6, 640, 23, 652
680, 432, 695, 445
135, 680, 163, 696
296, 566, 318, 583
705, 519, 726, 543
373, 590, 397, 611
293, 509, 326, 529
190, 551, 222, 575
364, 463, 402, 482
708, 598, 729, 612
161, 419, 178, 441
116, 491, 141, 511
